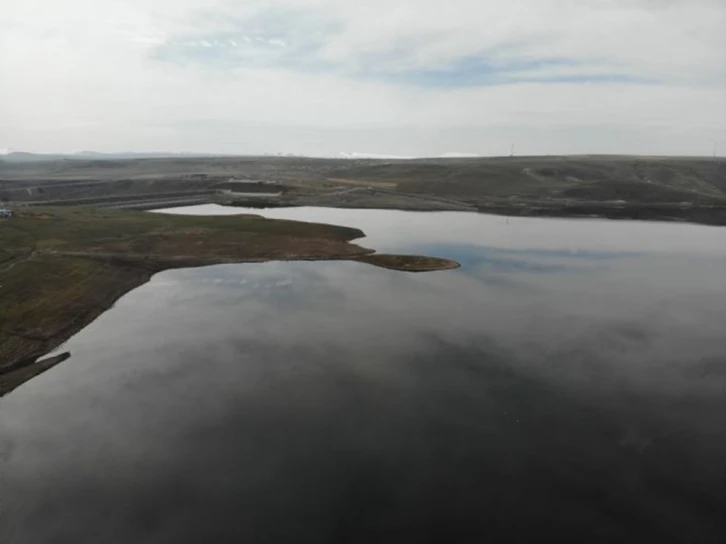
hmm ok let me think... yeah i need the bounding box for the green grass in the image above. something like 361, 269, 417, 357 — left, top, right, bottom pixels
0, 207, 371, 270
1, 207, 364, 253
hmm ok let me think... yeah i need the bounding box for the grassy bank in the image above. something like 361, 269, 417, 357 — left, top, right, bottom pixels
0, 207, 382, 396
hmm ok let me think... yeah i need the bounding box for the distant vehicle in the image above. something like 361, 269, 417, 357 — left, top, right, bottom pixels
0, 208, 13, 218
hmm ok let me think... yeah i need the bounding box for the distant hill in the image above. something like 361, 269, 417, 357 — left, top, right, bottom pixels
1, 154, 725, 224
0, 151, 224, 163
0, 152, 68, 163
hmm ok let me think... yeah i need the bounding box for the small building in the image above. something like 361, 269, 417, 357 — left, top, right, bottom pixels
0, 208, 13, 219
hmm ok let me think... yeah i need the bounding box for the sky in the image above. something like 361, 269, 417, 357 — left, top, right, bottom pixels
1, 0, 725, 157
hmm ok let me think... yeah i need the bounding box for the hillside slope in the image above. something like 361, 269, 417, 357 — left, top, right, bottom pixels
2, 156, 725, 223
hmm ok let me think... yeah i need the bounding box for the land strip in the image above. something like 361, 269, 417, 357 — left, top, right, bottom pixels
2, 155, 725, 225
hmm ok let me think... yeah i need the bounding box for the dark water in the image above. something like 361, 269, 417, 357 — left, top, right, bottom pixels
2, 208, 725, 543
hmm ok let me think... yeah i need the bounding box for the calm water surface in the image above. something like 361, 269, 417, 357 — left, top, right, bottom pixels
1, 207, 725, 543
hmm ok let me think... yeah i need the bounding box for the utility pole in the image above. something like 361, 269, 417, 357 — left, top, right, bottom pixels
510, 142, 515, 157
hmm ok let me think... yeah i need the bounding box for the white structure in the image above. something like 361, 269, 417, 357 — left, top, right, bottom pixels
218, 189, 282, 198
227, 178, 277, 185
0, 208, 12, 218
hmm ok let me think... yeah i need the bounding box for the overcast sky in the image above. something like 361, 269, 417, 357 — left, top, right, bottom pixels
2, 0, 725, 157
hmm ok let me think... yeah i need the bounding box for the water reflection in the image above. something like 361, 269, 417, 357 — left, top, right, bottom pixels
1, 209, 725, 543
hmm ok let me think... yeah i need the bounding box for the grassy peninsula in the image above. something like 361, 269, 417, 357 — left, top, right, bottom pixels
355, 254, 461, 272
0, 207, 458, 396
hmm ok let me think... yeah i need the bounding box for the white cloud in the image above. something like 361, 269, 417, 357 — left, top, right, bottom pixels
0, 0, 724, 155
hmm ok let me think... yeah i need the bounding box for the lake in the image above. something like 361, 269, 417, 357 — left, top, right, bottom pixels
1, 206, 725, 543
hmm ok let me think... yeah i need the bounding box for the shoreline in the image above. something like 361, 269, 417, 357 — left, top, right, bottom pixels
220, 197, 726, 227
18, 197, 726, 227
0, 207, 460, 397
4, 155, 725, 227
0, 252, 461, 398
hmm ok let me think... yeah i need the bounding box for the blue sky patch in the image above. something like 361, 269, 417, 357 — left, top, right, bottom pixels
152, 8, 652, 88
